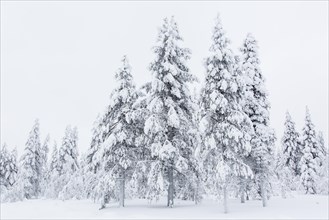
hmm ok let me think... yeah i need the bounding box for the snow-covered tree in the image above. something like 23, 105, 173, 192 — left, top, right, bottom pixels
59, 154, 86, 200
281, 111, 302, 181
0, 144, 18, 188
144, 16, 198, 208
40, 135, 50, 196
58, 126, 79, 175
317, 131, 328, 194
199, 15, 253, 213
274, 148, 294, 199
240, 33, 276, 207
51, 126, 80, 199
20, 119, 42, 199
44, 141, 61, 199
49, 141, 60, 173
41, 135, 50, 171
86, 115, 104, 174
0, 143, 10, 187
85, 115, 106, 202
95, 56, 137, 208
299, 107, 321, 194
317, 131, 328, 170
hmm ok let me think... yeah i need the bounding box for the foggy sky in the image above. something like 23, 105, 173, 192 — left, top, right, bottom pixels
1, 1, 328, 155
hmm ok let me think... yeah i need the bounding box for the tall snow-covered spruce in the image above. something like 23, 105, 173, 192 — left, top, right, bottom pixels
240, 33, 275, 207
199, 15, 253, 213
144, 17, 198, 207
299, 107, 321, 194
96, 56, 137, 208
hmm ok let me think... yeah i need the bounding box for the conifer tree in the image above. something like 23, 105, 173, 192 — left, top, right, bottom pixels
40, 135, 50, 196
86, 115, 104, 174
97, 56, 137, 208
0, 143, 9, 187
199, 15, 253, 213
58, 126, 79, 175
317, 131, 328, 194
50, 141, 60, 173
240, 33, 276, 207
20, 119, 42, 199
45, 141, 61, 199
281, 111, 302, 178
300, 107, 320, 194
0, 144, 18, 188
144, 17, 198, 208
0, 146, 23, 202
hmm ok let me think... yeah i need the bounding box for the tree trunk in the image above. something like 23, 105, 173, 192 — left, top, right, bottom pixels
119, 169, 125, 207
167, 166, 174, 208
194, 179, 199, 205
281, 184, 286, 199
240, 178, 246, 203
223, 184, 228, 214
260, 176, 267, 207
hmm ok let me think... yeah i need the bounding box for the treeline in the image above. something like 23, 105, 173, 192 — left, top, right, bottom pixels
0, 15, 328, 213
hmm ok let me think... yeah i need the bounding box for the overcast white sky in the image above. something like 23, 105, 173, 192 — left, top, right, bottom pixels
1, 1, 328, 155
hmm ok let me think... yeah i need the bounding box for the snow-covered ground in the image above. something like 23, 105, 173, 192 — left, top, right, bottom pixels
1, 194, 328, 219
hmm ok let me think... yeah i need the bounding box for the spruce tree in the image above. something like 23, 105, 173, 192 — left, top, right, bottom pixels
58, 125, 79, 174
240, 33, 276, 207
50, 141, 60, 173
20, 119, 42, 199
199, 15, 253, 213
86, 115, 104, 174
144, 17, 198, 207
300, 107, 320, 194
0, 143, 9, 187
317, 131, 328, 193
45, 141, 61, 199
40, 135, 50, 196
281, 111, 302, 178
97, 56, 137, 207
0, 144, 18, 188
55, 126, 79, 199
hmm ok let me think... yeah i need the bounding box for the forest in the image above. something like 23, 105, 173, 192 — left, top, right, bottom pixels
0, 15, 328, 215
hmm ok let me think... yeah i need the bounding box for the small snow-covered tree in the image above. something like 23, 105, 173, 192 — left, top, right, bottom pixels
144, 17, 198, 207
58, 126, 79, 175
317, 131, 328, 170
40, 135, 50, 196
0, 144, 18, 188
300, 107, 320, 194
59, 154, 86, 200
86, 115, 104, 175
281, 111, 302, 178
44, 141, 62, 199
49, 141, 60, 173
274, 148, 294, 199
0, 143, 10, 187
55, 126, 79, 199
199, 15, 253, 213
240, 33, 276, 207
85, 115, 106, 201
20, 119, 42, 199
41, 135, 50, 171
317, 131, 328, 194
